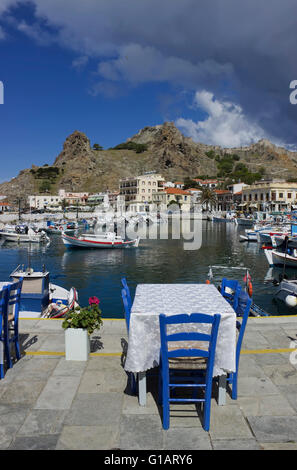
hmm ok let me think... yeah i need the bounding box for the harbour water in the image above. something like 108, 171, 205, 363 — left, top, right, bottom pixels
0, 220, 296, 317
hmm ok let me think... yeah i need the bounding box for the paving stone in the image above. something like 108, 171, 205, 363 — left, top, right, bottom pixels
237, 376, 280, 397
9, 434, 60, 450
38, 334, 65, 352
123, 392, 160, 415
247, 416, 297, 442
119, 414, 163, 450
242, 331, 269, 349
52, 357, 87, 377
0, 404, 29, 426
209, 404, 253, 440
34, 376, 81, 410
0, 380, 46, 405
11, 357, 59, 381
211, 439, 261, 450
64, 393, 123, 426
237, 394, 295, 416
253, 352, 288, 366
236, 355, 267, 378
17, 410, 68, 436
56, 425, 119, 450
261, 363, 297, 385
278, 384, 297, 412
78, 368, 127, 394
162, 427, 212, 450
260, 442, 297, 450
0, 424, 22, 449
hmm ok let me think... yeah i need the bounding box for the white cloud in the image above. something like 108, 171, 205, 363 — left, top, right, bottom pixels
176, 91, 268, 147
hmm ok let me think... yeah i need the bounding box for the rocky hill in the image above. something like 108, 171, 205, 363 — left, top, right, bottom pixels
1, 122, 297, 201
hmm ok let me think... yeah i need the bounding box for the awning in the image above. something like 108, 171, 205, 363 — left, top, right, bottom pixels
249, 204, 258, 208
238, 203, 247, 207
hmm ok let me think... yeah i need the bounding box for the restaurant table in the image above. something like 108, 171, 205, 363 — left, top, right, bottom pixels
124, 283, 237, 406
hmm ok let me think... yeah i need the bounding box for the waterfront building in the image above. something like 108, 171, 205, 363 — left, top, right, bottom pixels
28, 194, 62, 210
152, 187, 191, 211
194, 178, 219, 189
174, 181, 185, 189
119, 172, 165, 211
241, 179, 297, 212
214, 189, 233, 211
0, 200, 11, 212
187, 188, 202, 205
58, 189, 89, 205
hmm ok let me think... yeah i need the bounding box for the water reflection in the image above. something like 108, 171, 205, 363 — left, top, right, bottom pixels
0, 221, 296, 316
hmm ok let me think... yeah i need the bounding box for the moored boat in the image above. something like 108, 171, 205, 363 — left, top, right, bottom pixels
61, 231, 140, 249
1, 265, 78, 318
1, 228, 49, 243
263, 248, 297, 267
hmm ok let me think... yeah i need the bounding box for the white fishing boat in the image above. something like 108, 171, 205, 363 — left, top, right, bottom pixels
1, 265, 78, 318
1, 228, 49, 243
61, 231, 140, 249
263, 248, 297, 267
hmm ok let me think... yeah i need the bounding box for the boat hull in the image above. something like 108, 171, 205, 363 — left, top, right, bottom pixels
264, 249, 297, 267
62, 232, 139, 248
1, 232, 47, 243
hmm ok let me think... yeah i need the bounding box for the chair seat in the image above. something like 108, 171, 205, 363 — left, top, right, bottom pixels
169, 356, 207, 370
168, 340, 208, 370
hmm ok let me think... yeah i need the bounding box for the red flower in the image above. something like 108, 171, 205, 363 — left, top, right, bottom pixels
89, 296, 100, 305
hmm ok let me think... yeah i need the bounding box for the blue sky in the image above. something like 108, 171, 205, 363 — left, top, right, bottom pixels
1, 0, 297, 182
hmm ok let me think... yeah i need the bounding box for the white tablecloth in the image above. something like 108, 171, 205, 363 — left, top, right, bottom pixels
124, 283, 236, 377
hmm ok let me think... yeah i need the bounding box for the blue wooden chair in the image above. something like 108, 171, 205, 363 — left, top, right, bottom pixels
121, 277, 132, 310
121, 287, 137, 394
4, 279, 23, 370
221, 278, 242, 311
159, 313, 221, 431
227, 292, 252, 400
121, 288, 132, 332
0, 286, 9, 379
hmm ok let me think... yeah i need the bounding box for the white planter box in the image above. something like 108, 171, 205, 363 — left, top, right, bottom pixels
65, 328, 90, 361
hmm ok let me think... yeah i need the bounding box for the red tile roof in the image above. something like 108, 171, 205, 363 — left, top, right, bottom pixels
164, 188, 190, 195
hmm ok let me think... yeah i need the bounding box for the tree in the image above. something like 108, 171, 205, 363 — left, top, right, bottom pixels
93, 143, 103, 151
199, 187, 217, 211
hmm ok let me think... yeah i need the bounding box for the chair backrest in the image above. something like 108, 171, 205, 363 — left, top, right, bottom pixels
235, 292, 252, 368
121, 277, 132, 310
0, 286, 9, 329
121, 288, 131, 332
159, 313, 221, 379
7, 278, 23, 323
221, 278, 242, 310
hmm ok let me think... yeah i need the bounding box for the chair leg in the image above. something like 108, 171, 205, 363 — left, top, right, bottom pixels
13, 323, 21, 361
203, 378, 214, 432
0, 341, 4, 379
3, 321, 12, 370
162, 377, 170, 430
231, 372, 238, 400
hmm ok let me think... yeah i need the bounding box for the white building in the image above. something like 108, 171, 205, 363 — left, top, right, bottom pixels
28, 195, 62, 210
119, 172, 165, 211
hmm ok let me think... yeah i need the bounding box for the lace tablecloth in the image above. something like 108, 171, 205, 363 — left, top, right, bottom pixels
124, 283, 236, 376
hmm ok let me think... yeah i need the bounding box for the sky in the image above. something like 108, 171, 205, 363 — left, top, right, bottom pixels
1, 0, 297, 182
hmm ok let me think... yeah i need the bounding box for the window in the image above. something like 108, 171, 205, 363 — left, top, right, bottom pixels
288, 193, 292, 199
279, 192, 283, 198
243, 195, 246, 201
260, 193, 263, 201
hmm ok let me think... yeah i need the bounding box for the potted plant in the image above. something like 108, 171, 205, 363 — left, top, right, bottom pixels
62, 296, 103, 361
